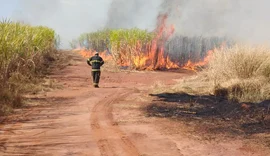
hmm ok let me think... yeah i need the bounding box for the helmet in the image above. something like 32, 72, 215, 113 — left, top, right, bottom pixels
95, 51, 99, 55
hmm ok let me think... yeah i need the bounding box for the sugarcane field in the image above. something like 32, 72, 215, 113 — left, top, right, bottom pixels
0, 0, 270, 155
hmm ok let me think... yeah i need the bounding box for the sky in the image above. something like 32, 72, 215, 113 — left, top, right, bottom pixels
0, 0, 19, 19
0, 0, 161, 48
1, 0, 270, 48
4, 0, 114, 48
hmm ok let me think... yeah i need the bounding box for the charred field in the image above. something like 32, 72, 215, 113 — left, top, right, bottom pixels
146, 89, 270, 150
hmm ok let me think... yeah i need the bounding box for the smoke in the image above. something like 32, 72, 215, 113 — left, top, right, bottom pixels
12, 0, 112, 48
162, 0, 270, 44
10, 0, 270, 48
11, 0, 163, 48
105, 0, 162, 30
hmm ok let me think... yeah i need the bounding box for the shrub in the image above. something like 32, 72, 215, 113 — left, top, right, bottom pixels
174, 44, 270, 103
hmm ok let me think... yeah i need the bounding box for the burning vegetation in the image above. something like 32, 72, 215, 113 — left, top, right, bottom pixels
71, 14, 232, 71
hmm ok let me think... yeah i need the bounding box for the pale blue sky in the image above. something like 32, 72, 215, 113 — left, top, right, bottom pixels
0, 0, 19, 19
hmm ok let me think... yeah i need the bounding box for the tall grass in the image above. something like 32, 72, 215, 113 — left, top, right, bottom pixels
0, 20, 58, 115
174, 44, 270, 103
70, 29, 111, 51
72, 28, 154, 68
109, 28, 154, 68
208, 45, 270, 80
208, 45, 270, 102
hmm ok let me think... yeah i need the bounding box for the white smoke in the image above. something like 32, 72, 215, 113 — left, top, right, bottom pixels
163, 0, 270, 44
11, 0, 163, 48
10, 0, 270, 48
106, 0, 162, 30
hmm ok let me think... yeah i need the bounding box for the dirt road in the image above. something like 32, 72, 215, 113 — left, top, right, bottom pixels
0, 52, 269, 156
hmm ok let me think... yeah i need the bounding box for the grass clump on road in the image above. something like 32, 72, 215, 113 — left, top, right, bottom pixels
0, 20, 60, 115
174, 44, 270, 103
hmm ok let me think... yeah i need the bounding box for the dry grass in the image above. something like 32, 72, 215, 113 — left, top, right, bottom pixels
101, 59, 121, 72
173, 44, 270, 103
0, 20, 60, 115
150, 81, 170, 94
173, 73, 213, 95
0, 52, 61, 115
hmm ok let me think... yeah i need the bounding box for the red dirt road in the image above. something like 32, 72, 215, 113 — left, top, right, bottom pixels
0, 52, 269, 156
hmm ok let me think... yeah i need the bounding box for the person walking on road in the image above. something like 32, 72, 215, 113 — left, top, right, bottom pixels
87, 51, 104, 88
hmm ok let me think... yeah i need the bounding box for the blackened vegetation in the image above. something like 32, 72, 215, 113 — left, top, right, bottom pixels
147, 92, 270, 136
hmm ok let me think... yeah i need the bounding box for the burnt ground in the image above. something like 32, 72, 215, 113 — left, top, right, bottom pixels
147, 92, 270, 145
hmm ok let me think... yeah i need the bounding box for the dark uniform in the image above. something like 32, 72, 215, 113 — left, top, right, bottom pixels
87, 52, 104, 88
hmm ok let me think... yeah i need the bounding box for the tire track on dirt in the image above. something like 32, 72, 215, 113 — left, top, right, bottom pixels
91, 89, 140, 156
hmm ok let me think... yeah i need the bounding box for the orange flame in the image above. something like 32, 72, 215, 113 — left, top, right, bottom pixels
183, 50, 214, 71
110, 14, 179, 70
76, 49, 112, 61
143, 14, 179, 70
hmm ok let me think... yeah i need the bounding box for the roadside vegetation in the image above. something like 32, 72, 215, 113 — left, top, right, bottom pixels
173, 44, 270, 103
148, 44, 270, 145
0, 20, 60, 115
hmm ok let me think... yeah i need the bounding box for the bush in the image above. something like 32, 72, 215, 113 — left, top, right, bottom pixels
208, 45, 270, 80
174, 44, 270, 103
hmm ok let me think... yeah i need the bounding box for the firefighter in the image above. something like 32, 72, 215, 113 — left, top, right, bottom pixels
87, 51, 104, 88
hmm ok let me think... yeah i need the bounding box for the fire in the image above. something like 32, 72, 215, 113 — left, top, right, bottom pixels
76, 49, 112, 61
75, 47, 213, 72
133, 55, 148, 69
143, 14, 179, 70
114, 14, 179, 70
183, 50, 214, 71
74, 13, 215, 71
